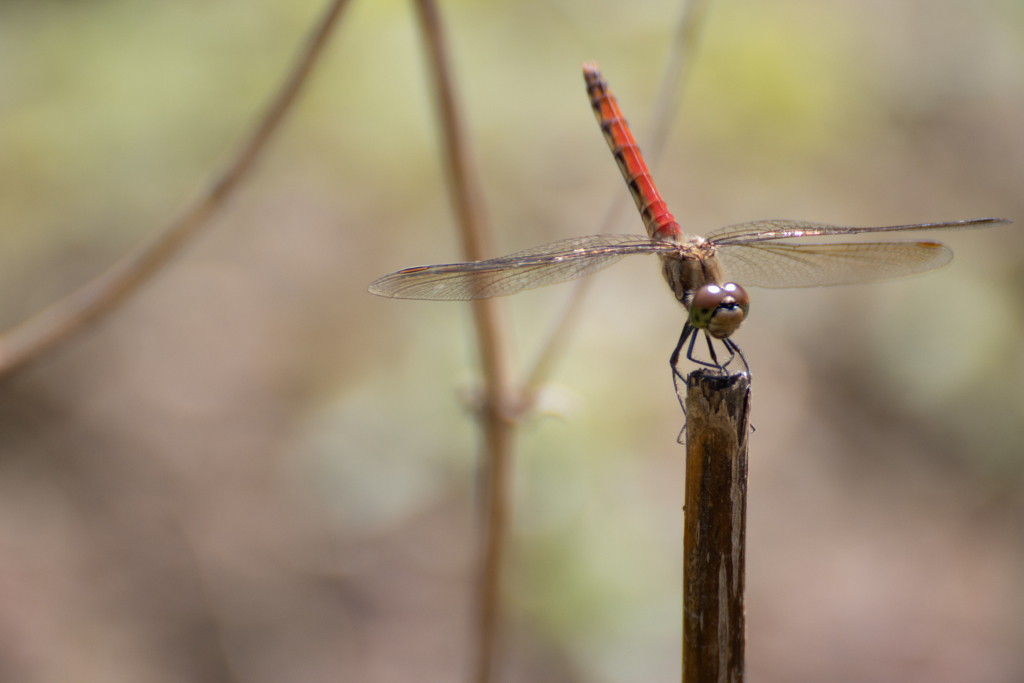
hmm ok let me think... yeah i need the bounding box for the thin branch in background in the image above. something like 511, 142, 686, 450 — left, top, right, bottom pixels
172, 519, 244, 683
0, 0, 353, 377
647, 0, 712, 165
410, 2, 518, 683
525, 0, 712, 393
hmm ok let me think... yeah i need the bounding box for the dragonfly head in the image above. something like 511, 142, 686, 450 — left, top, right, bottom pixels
688, 283, 749, 339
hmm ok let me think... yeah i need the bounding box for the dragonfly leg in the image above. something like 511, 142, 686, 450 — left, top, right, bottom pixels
704, 332, 720, 369
671, 323, 696, 415
671, 323, 748, 422
670, 321, 694, 380
716, 337, 741, 373
673, 324, 720, 415
706, 333, 741, 375
721, 337, 754, 432
685, 331, 726, 371
672, 323, 721, 377
722, 338, 751, 376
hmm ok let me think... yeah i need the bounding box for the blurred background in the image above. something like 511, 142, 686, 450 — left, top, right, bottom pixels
0, 0, 1022, 681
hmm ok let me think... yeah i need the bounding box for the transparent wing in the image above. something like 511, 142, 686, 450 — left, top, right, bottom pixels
368, 235, 678, 300
706, 217, 1009, 246
717, 240, 955, 289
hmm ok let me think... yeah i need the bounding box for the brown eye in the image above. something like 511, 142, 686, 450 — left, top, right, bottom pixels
722, 282, 749, 306
692, 284, 726, 310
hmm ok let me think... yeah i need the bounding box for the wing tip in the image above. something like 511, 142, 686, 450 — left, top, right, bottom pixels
367, 278, 396, 298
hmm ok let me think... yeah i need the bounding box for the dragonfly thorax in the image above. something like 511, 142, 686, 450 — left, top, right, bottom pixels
688, 283, 750, 340
659, 238, 722, 308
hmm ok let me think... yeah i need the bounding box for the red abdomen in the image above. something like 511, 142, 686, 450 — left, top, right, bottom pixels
583, 63, 682, 242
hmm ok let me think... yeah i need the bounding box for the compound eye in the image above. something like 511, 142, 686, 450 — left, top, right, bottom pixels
691, 284, 727, 311
721, 282, 749, 306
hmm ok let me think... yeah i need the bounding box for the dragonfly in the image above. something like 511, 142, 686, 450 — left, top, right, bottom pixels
369, 63, 1010, 380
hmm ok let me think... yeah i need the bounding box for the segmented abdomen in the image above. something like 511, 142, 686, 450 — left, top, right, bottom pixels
583, 63, 682, 242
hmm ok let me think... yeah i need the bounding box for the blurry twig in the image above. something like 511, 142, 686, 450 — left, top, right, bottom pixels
647, 0, 711, 165
525, 0, 711, 394
410, 2, 517, 683
173, 519, 244, 683
0, 0, 352, 376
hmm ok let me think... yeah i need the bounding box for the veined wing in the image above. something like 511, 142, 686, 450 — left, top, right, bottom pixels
717, 240, 956, 289
706, 217, 1009, 246
368, 235, 677, 301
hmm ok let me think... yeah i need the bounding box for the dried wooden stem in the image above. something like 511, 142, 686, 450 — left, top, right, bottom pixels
411, 2, 517, 683
0, 0, 352, 376
682, 369, 750, 683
